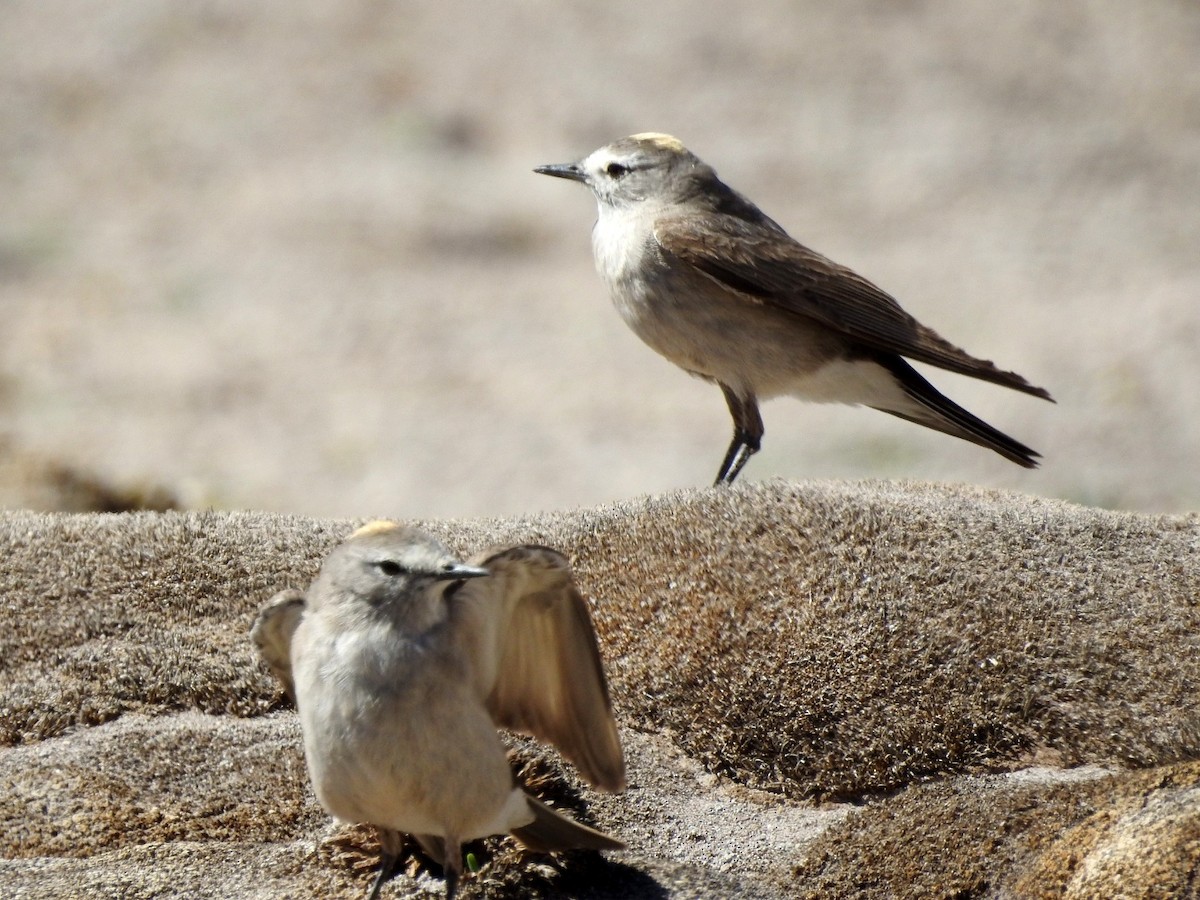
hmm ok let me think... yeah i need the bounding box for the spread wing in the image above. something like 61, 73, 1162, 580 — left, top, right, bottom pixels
653, 211, 1052, 400
452, 546, 625, 793
250, 588, 306, 704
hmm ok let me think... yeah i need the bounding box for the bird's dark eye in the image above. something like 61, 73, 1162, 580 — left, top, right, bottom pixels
605, 162, 629, 178
375, 560, 403, 577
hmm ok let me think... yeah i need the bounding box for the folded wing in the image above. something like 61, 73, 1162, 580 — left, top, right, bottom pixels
654, 212, 1052, 401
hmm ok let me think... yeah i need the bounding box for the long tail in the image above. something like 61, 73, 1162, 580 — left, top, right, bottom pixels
511, 795, 625, 853
871, 355, 1042, 468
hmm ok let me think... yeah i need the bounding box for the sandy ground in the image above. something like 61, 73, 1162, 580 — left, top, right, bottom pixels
1, 0, 1198, 519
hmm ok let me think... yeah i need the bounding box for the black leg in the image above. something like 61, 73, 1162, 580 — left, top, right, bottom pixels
715, 431, 757, 485
715, 385, 763, 485
443, 836, 463, 900
367, 829, 404, 900
715, 431, 745, 486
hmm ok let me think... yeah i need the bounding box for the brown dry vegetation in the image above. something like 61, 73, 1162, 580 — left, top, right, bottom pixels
2, 483, 1198, 897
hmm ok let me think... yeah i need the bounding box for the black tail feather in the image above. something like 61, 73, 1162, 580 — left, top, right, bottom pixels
871, 355, 1042, 468
511, 795, 625, 854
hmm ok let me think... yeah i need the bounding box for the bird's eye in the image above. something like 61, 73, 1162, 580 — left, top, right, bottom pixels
375, 560, 403, 576
605, 162, 629, 178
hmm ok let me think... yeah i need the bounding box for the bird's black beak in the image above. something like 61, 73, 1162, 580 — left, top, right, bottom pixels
435, 563, 490, 582
534, 162, 587, 183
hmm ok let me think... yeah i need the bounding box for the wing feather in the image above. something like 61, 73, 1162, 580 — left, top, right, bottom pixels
654, 212, 1052, 400
453, 547, 625, 793
250, 588, 305, 704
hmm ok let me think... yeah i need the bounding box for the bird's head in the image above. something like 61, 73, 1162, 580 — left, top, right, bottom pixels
314, 521, 489, 623
535, 133, 709, 209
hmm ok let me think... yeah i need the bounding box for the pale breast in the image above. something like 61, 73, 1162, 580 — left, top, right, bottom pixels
591, 207, 648, 293
591, 209, 692, 351
589, 205, 850, 396
295, 623, 516, 837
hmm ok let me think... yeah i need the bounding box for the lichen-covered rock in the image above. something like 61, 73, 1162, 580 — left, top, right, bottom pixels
2, 481, 1197, 897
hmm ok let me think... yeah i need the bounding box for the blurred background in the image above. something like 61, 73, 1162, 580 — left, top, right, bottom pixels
1, 0, 1197, 518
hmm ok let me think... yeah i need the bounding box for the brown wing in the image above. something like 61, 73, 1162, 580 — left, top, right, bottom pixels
250, 588, 306, 704
452, 546, 625, 793
654, 212, 1052, 400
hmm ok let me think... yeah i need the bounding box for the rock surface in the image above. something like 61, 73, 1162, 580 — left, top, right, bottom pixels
2, 481, 1198, 897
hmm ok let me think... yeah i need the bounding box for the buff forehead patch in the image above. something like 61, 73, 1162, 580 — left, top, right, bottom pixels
629, 132, 686, 152
350, 520, 401, 539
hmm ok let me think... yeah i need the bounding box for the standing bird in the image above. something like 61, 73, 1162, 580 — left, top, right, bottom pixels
251, 521, 625, 899
535, 133, 1052, 485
